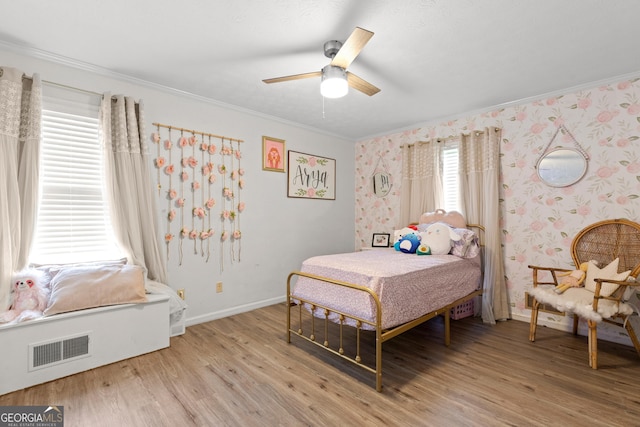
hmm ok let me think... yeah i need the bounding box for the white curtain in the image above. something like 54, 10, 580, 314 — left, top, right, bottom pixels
399, 128, 509, 324
458, 127, 509, 324
0, 66, 41, 309
399, 140, 443, 227
100, 94, 167, 284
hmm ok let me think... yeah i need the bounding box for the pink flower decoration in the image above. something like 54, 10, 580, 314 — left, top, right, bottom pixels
597, 110, 616, 123
206, 198, 216, 209
168, 189, 177, 199
151, 133, 160, 143
193, 207, 206, 218
235, 150, 241, 159
221, 231, 229, 241
239, 179, 245, 189
208, 144, 217, 155
176, 198, 186, 207
189, 230, 198, 239
223, 187, 231, 197
208, 174, 217, 184
168, 210, 176, 221
181, 171, 189, 181
238, 168, 245, 176
165, 233, 173, 242
155, 157, 166, 168
164, 164, 175, 175
577, 98, 591, 109
189, 136, 197, 146
199, 231, 210, 240
180, 227, 189, 237
200, 143, 209, 151
218, 165, 226, 174
233, 230, 241, 239
238, 202, 245, 212
164, 139, 172, 150
179, 137, 188, 148
308, 157, 317, 167
222, 210, 230, 219
187, 156, 198, 168
202, 165, 211, 175
192, 181, 200, 191
182, 157, 189, 168
230, 170, 237, 180
307, 188, 316, 197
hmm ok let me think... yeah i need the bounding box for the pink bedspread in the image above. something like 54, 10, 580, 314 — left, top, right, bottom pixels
292, 249, 481, 330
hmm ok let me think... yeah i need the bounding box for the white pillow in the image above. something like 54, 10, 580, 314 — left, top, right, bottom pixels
44, 264, 147, 316
584, 258, 630, 297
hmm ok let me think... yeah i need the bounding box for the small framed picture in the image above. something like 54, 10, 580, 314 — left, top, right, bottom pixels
372, 233, 391, 248
262, 136, 286, 172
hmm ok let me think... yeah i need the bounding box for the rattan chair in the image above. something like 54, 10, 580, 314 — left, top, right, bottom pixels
528, 219, 640, 368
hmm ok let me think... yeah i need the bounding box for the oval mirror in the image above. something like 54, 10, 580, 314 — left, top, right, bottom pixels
373, 172, 392, 197
536, 148, 587, 187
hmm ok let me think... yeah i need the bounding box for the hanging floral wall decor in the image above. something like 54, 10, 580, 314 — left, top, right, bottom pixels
151, 123, 244, 271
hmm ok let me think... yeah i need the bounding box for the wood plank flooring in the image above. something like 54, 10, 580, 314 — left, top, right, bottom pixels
2, 303, 639, 426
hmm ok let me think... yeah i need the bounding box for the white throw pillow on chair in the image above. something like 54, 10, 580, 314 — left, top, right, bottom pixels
583, 258, 630, 297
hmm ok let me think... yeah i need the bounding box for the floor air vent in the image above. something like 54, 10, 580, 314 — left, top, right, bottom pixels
29, 333, 91, 371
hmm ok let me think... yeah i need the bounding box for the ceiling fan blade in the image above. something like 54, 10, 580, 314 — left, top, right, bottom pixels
262, 71, 322, 84
347, 72, 380, 96
330, 27, 374, 69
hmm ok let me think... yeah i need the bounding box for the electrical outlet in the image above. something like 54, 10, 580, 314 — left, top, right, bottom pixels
177, 289, 185, 300
216, 281, 223, 293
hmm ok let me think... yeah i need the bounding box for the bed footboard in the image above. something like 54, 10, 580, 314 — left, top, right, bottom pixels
287, 271, 482, 392
287, 271, 384, 391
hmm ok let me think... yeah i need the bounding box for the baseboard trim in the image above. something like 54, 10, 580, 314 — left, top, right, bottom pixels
184, 296, 286, 327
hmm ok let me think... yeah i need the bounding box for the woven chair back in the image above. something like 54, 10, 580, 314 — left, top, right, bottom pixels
571, 219, 640, 278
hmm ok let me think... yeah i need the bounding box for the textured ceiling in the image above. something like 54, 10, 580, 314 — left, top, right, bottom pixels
2, 0, 640, 140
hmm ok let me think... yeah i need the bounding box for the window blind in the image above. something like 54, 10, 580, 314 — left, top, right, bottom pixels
442, 142, 460, 212
30, 89, 123, 264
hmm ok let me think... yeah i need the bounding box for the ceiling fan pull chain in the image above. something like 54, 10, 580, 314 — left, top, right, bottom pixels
322, 95, 325, 119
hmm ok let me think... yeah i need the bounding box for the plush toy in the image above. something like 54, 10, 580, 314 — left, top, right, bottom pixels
0, 269, 50, 324
416, 243, 431, 255
393, 227, 417, 251
397, 233, 421, 253
554, 262, 589, 294
420, 222, 461, 255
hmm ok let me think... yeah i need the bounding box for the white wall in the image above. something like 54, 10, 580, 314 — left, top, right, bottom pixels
2, 45, 356, 326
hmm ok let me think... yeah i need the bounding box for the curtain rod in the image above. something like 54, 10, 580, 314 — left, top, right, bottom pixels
18, 72, 244, 143
19, 72, 103, 97
403, 127, 501, 147
153, 122, 244, 143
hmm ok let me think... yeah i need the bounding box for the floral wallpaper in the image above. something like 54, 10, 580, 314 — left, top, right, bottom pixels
355, 77, 640, 343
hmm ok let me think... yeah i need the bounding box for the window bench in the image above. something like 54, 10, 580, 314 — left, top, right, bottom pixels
0, 293, 170, 395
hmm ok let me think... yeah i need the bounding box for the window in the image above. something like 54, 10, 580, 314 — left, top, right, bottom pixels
29, 85, 123, 265
442, 141, 460, 213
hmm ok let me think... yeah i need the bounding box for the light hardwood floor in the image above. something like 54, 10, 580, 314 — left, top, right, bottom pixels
1, 303, 639, 426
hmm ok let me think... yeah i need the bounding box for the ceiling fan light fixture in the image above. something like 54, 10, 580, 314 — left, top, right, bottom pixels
320, 65, 348, 98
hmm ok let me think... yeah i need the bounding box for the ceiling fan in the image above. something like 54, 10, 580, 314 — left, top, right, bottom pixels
262, 27, 380, 98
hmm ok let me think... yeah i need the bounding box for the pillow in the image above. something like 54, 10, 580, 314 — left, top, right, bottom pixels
44, 264, 147, 316
34, 257, 128, 279
419, 209, 466, 229
583, 258, 630, 297
450, 228, 480, 258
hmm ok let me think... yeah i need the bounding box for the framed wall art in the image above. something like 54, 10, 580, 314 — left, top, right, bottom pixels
372, 233, 391, 247
262, 136, 286, 172
287, 150, 336, 200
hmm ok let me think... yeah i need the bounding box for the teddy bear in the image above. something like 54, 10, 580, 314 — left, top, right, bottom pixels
420, 222, 462, 255
553, 262, 589, 294
0, 269, 50, 324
